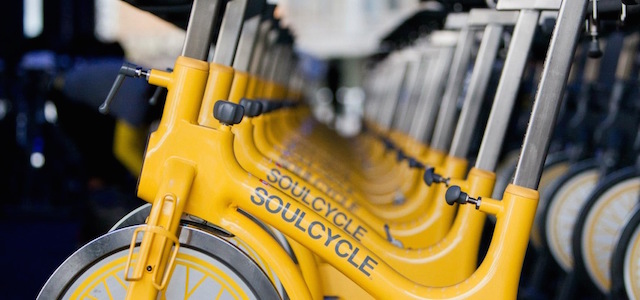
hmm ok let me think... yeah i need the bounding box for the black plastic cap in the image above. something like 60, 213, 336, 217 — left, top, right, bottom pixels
423, 168, 435, 186
240, 98, 263, 117
257, 100, 285, 113
214, 100, 244, 125
382, 138, 395, 151
271, 101, 284, 111
257, 100, 273, 113
408, 158, 424, 169
445, 186, 464, 206
588, 39, 603, 58
396, 150, 406, 162
283, 100, 298, 108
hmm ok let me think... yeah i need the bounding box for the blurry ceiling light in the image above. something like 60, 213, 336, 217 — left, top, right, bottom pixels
23, 0, 43, 38
95, 0, 119, 42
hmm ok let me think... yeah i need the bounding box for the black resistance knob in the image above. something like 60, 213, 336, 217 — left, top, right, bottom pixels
424, 168, 448, 186
214, 101, 244, 125
240, 98, 263, 117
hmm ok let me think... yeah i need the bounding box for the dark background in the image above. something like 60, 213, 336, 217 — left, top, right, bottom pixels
1, 1, 145, 298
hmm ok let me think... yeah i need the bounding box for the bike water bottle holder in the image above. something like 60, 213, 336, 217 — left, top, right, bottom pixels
124, 225, 181, 290
124, 192, 182, 290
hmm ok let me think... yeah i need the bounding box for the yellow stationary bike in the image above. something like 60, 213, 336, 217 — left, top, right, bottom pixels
38, 0, 589, 299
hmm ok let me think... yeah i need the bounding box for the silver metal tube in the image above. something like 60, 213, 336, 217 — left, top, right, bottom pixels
475, 10, 540, 171
393, 54, 423, 132
233, 15, 261, 72
212, 0, 248, 66
449, 24, 504, 158
379, 62, 409, 130
513, 0, 588, 189
249, 21, 272, 76
419, 46, 454, 143
431, 28, 474, 152
181, 0, 222, 60
407, 54, 438, 140
408, 47, 454, 143
400, 55, 431, 133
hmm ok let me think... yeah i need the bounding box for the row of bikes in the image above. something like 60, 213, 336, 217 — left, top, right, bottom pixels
37, 0, 640, 299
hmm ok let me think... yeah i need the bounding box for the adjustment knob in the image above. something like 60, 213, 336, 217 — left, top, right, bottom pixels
408, 158, 425, 169
396, 150, 406, 162
445, 186, 464, 205
283, 100, 298, 108
257, 100, 275, 113
445, 185, 480, 208
272, 101, 284, 111
382, 138, 395, 151
213, 101, 244, 125
588, 38, 602, 58
259, 99, 283, 113
240, 98, 263, 117
423, 168, 448, 186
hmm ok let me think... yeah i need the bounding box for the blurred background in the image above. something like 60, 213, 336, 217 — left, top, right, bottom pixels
0, 0, 487, 298
0, 1, 186, 298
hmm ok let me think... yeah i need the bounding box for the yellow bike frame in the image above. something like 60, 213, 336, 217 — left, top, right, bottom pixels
116, 0, 587, 298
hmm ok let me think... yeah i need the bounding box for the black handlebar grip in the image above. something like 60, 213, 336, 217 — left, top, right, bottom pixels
214, 101, 244, 125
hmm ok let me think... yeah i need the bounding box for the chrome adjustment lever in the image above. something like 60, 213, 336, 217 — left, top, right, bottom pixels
99, 62, 150, 114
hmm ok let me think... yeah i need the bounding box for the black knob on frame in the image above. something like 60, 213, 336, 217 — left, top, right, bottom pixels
240, 98, 263, 117
214, 100, 244, 125
424, 168, 447, 186
445, 185, 467, 206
